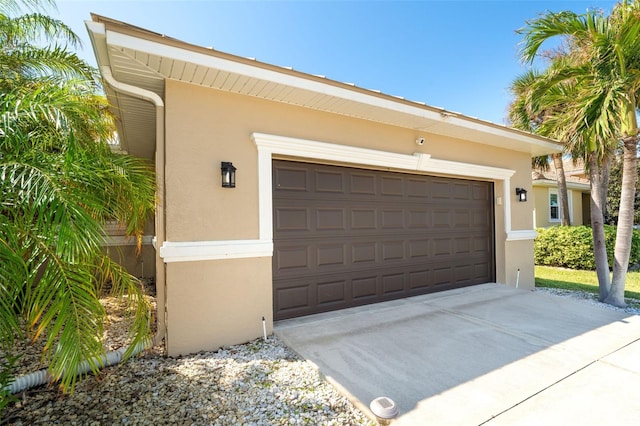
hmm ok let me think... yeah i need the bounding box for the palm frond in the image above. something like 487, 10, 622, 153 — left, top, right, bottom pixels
0, 12, 80, 50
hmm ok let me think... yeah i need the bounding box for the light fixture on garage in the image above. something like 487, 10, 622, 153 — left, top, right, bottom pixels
516, 187, 527, 202
221, 162, 236, 188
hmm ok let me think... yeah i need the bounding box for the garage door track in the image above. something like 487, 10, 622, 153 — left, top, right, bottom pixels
275, 283, 640, 425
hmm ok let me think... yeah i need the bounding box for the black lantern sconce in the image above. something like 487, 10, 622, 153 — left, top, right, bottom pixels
515, 187, 527, 202
221, 162, 236, 188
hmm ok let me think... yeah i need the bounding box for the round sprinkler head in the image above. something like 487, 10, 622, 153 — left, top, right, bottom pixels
369, 396, 399, 425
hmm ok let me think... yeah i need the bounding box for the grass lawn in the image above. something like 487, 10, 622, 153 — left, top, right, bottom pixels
535, 265, 640, 300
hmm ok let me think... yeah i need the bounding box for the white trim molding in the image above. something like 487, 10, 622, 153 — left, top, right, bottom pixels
507, 230, 538, 241
160, 240, 273, 263
160, 133, 531, 263
253, 132, 518, 242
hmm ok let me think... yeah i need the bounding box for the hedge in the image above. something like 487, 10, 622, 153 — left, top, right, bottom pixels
534, 225, 640, 271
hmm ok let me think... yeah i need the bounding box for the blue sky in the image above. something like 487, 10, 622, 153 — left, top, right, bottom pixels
55, 0, 618, 125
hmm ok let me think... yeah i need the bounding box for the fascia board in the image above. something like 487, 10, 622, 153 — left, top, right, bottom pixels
105, 31, 444, 121
104, 29, 560, 153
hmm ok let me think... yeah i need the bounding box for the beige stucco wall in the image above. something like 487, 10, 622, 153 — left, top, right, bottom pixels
505, 240, 535, 289
165, 257, 271, 355
533, 186, 551, 228
162, 79, 539, 355
571, 190, 584, 226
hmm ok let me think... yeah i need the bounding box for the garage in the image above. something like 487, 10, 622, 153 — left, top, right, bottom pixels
273, 160, 495, 320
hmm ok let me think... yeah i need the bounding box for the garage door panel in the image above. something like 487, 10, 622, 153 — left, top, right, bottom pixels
316, 244, 347, 268
315, 170, 345, 193
274, 166, 309, 191
381, 209, 405, 228
474, 263, 491, 281
353, 276, 377, 300
275, 282, 312, 315
453, 183, 471, 199
350, 173, 377, 194
431, 180, 452, 199
455, 265, 473, 283
382, 240, 404, 261
433, 267, 454, 286
454, 210, 471, 227
381, 176, 404, 196
472, 182, 491, 200
352, 208, 377, 229
408, 239, 429, 258
408, 209, 430, 228
274, 245, 311, 272
432, 209, 452, 228
273, 161, 495, 320
433, 238, 452, 256
454, 238, 471, 254
316, 279, 347, 306
275, 207, 310, 232
316, 208, 346, 230
409, 270, 431, 291
382, 273, 405, 295
352, 242, 377, 264
407, 178, 430, 198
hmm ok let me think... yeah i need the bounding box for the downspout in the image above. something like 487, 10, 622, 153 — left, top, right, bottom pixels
100, 66, 167, 348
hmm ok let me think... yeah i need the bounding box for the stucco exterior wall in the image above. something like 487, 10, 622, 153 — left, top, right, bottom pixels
533, 185, 587, 228
533, 186, 550, 228
505, 240, 535, 289
166, 257, 272, 355
162, 79, 539, 355
570, 190, 584, 226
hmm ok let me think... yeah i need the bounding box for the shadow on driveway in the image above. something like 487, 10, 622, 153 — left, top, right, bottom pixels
275, 283, 640, 425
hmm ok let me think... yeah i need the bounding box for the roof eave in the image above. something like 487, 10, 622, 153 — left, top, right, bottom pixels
86, 14, 562, 160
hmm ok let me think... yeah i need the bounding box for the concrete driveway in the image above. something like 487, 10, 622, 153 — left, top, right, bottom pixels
275, 283, 640, 425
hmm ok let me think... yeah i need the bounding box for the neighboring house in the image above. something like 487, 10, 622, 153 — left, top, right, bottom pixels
86, 15, 562, 356
103, 220, 156, 279
532, 159, 591, 228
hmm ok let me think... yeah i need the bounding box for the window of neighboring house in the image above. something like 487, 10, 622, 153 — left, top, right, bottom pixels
549, 191, 559, 221
549, 188, 573, 223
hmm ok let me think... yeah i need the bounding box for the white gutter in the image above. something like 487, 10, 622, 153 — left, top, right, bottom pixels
100, 66, 167, 348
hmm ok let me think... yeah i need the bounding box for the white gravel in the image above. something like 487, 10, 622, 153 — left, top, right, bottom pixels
4, 287, 638, 425
2, 292, 373, 426
3, 335, 373, 425
535, 287, 640, 316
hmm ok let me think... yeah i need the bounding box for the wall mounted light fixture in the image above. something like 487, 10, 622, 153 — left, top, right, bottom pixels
515, 187, 527, 202
221, 162, 236, 188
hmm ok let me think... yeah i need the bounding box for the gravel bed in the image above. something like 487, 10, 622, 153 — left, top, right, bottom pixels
4, 287, 638, 425
535, 287, 640, 316
2, 294, 373, 426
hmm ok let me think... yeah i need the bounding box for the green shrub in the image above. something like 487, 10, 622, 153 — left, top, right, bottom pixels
534, 225, 640, 270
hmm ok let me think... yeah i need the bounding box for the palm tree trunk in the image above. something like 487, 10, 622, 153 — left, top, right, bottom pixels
588, 152, 611, 301
605, 138, 638, 307
552, 153, 571, 225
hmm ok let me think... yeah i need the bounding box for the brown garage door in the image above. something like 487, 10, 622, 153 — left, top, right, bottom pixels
273, 160, 495, 320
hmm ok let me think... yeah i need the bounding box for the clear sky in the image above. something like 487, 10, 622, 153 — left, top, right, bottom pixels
54, 0, 618, 125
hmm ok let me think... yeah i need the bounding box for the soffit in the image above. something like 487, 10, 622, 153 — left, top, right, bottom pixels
87, 15, 562, 160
